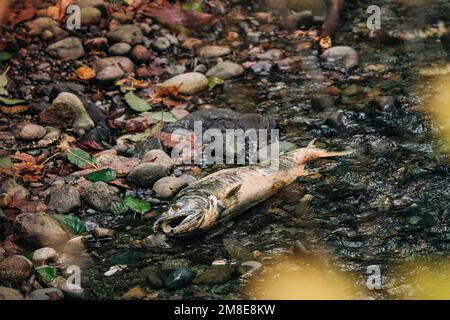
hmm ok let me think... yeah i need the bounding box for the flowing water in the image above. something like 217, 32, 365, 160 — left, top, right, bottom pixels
83, 0, 450, 299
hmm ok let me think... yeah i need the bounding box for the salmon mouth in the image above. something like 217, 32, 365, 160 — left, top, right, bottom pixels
157, 211, 201, 235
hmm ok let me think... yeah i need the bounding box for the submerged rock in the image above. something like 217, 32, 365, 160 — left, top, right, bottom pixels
160, 72, 208, 95
159, 267, 195, 291
320, 46, 360, 70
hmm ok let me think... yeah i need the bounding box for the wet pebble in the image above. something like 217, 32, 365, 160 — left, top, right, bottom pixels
80, 7, 102, 26
82, 182, 120, 212
47, 183, 81, 214
146, 269, 164, 289
250, 61, 273, 74
153, 37, 171, 51
206, 61, 244, 80
256, 49, 285, 61
131, 45, 151, 62
197, 45, 231, 58
160, 72, 208, 95
107, 25, 143, 45
193, 265, 235, 285
32, 247, 58, 266
128, 163, 170, 188
49, 37, 85, 60
320, 46, 359, 70
159, 268, 195, 291
19, 124, 46, 141
108, 42, 132, 56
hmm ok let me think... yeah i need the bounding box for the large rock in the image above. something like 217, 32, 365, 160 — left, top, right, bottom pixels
82, 182, 120, 212
206, 61, 244, 80
153, 177, 187, 199
0, 256, 33, 284
107, 25, 143, 45
49, 37, 85, 60
43, 92, 94, 130
15, 212, 72, 248
47, 184, 81, 214
160, 72, 208, 95
32, 247, 58, 266
80, 7, 102, 26
19, 124, 47, 141
128, 163, 170, 188
0, 287, 24, 300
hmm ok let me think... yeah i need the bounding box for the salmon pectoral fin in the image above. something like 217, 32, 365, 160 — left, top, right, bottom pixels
307, 139, 354, 159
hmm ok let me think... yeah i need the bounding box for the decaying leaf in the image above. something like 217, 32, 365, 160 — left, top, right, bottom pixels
0, 105, 29, 115
75, 66, 96, 81
66, 148, 97, 169
9, 3, 36, 26
0, 52, 12, 62
86, 168, 117, 182
138, 0, 217, 29
0, 96, 27, 105
208, 76, 224, 90
124, 91, 152, 112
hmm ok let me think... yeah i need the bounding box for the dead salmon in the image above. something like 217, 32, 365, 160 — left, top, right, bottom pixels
153, 141, 352, 237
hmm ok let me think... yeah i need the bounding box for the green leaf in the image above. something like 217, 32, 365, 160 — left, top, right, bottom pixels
123, 195, 150, 215
0, 155, 12, 169
148, 111, 177, 123
86, 168, 117, 182
53, 214, 86, 235
111, 201, 128, 215
181, 2, 203, 12
208, 76, 224, 90
124, 91, 152, 112
66, 148, 97, 169
36, 266, 58, 284
0, 96, 27, 105
0, 52, 12, 62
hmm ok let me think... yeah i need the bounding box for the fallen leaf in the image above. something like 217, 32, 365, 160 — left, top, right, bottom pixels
75, 66, 96, 81
124, 91, 152, 112
0, 105, 29, 115
66, 148, 97, 169
86, 168, 117, 182
9, 3, 36, 26
47, 6, 60, 20
0, 52, 12, 62
139, 0, 217, 29
0, 96, 27, 105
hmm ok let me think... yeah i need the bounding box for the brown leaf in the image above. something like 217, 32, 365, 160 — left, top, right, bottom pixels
0, 105, 30, 115
75, 66, 96, 81
139, 0, 217, 29
9, 2, 36, 26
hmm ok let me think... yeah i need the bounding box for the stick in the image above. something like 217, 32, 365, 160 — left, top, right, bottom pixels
321, 0, 344, 38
